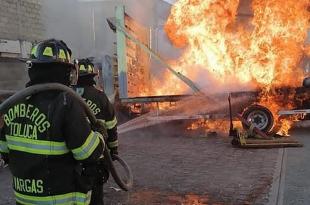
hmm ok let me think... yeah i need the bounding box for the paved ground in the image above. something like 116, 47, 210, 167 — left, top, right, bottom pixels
103, 122, 278, 205
282, 128, 310, 205
2, 122, 309, 205
0, 165, 13, 204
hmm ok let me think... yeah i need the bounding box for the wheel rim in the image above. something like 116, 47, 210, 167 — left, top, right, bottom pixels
246, 110, 269, 130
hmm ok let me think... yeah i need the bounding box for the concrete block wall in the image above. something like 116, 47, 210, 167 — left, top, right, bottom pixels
0, 0, 44, 41
0, 58, 29, 90
0, 0, 44, 90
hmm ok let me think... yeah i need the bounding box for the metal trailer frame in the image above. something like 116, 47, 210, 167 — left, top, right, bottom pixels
117, 86, 310, 135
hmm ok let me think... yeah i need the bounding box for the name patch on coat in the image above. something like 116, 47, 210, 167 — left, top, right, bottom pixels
13, 176, 44, 194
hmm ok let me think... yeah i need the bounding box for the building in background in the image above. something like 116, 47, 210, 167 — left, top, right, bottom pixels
0, 0, 44, 90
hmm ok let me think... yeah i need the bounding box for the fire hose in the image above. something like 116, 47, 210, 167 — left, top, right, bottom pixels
0, 83, 133, 191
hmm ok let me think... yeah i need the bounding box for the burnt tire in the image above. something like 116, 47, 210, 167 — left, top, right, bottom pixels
241, 104, 274, 134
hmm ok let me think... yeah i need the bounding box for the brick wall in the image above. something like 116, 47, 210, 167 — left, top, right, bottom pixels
0, 0, 44, 41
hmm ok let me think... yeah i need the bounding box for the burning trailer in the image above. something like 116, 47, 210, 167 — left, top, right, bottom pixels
104, 0, 310, 144
0, 0, 308, 151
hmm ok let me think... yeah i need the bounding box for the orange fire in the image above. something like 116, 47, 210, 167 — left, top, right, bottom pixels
164, 0, 309, 89
305, 45, 310, 57
257, 89, 299, 136
187, 119, 243, 134
155, 0, 310, 135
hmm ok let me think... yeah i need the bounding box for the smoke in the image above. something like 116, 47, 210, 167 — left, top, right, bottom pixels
43, 0, 251, 95
41, 0, 161, 59
42, 0, 121, 59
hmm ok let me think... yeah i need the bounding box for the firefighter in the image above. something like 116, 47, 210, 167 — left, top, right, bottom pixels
0, 39, 105, 205
74, 59, 119, 205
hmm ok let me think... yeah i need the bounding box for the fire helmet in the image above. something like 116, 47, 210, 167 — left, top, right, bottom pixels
77, 59, 98, 77
26, 39, 78, 85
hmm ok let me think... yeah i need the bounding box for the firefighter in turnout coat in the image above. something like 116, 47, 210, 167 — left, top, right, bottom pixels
0, 39, 105, 205
74, 59, 119, 205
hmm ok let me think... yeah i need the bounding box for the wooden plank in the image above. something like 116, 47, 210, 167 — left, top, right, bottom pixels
239, 143, 303, 148
244, 138, 300, 144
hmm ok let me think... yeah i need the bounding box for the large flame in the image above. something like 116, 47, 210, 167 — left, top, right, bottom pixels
156, 0, 309, 135
164, 0, 309, 88
257, 89, 299, 136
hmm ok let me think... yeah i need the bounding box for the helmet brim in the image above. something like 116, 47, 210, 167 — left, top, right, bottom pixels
23, 59, 75, 69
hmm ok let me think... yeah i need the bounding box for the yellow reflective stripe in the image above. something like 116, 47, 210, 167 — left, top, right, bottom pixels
43, 47, 53, 57
105, 117, 117, 129
6, 135, 69, 155
88, 65, 93, 73
59, 49, 67, 59
31, 45, 38, 57
80, 64, 86, 71
0, 140, 9, 153
71, 131, 100, 160
108, 140, 118, 148
15, 191, 91, 205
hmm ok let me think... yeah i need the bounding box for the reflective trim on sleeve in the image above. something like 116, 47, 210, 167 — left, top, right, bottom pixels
6, 135, 69, 155
105, 117, 117, 129
0, 140, 9, 153
108, 140, 118, 148
71, 131, 100, 160
15, 191, 91, 205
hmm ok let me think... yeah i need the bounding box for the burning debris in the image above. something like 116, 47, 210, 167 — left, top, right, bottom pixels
187, 119, 236, 134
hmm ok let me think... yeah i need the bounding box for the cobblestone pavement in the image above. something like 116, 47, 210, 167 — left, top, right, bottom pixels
0, 122, 280, 205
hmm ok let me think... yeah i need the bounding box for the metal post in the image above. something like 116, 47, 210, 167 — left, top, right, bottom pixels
102, 55, 114, 96
92, 7, 96, 49
156, 102, 160, 116
115, 5, 128, 99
